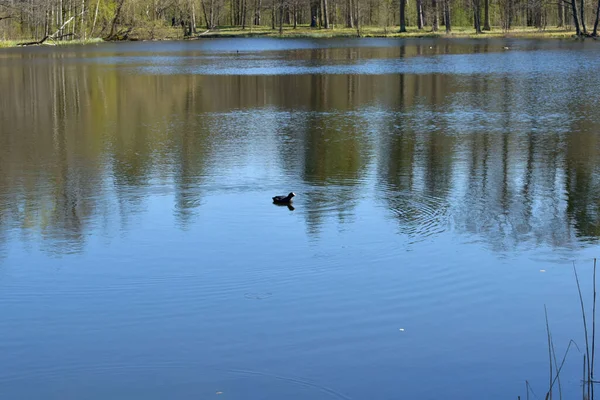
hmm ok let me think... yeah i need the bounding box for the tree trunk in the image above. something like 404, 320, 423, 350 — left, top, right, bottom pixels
346, 0, 353, 26
322, 0, 329, 27
201, 0, 210, 28
80, 0, 85, 39
232, 0, 236, 24
91, 0, 99, 36
571, 0, 581, 34
331, 0, 336, 26
278, 0, 283, 33
242, 0, 247, 28
293, 1, 297, 27
431, 0, 438, 30
593, 0, 600, 34
473, 0, 481, 32
271, 0, 275, 28
399, 0, 406, 31
558, 0, 564, 26
310, 0, 318, 26
69, 0, 74, 38
483, 0, 490, 29
444, 0, 451, 32
107, 0, 125, 39
580, 0, 587, 34
201, 0, 213, 28
254, 0, 261, 24
354, 0, 360, 35
416, 0, 424, 28
318, 0, 322, 26
45, 10, 50, 37
59, 0, 63, 34
191, 1, 197, 33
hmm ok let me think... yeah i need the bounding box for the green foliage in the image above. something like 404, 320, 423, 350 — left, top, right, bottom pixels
129, 21, 184, 40
451, 2, 472, 27
0, 0, 592, 44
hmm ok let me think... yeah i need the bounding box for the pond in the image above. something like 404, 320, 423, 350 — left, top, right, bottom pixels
1, 38, 600, 399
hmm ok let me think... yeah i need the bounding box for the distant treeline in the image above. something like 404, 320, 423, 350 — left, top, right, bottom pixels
0, 0, 599, 42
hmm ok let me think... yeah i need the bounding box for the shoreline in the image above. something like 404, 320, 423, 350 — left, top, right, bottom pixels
192, 26, 579, 39
0, 26, 582, 48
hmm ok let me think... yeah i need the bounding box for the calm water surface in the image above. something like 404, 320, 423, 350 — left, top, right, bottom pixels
1, 38, 600, 399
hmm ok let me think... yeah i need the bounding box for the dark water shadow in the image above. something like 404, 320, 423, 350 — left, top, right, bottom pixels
273, 202, 295, 211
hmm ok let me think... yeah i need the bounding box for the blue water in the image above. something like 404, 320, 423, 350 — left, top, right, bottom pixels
1, 38, 599, 399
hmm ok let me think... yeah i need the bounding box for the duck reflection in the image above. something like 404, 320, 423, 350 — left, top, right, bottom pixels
273, 203, 295, 211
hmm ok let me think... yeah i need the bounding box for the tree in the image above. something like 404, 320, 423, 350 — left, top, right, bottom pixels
399, 0, 406, 31
416, 0, 424, 28
278, 0, 283, 33
310, 0, 318, 26
0, 0, 595, 42
354, 0, 360, 35
557, 0, 564, 27
346, 0, 353, 26
431, 0, 439, 31
201, 0, 215, 29
253, 0, 261, 25
581, 0, 587, 34
443, 0, 451, 32
322, 0, 329, 28
107, 0, 126, 39
473, 0, 482, 33
594, 0, 600, 35
498, 0, 513, 29
483, 0, 490, 29
571, 0, 582, 35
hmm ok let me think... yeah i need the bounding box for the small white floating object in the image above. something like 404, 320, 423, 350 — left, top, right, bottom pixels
429, 46, 433, 49
503, 46, 509, 50
540, 269, 546, 272
399, 328, 405, 332
216, 391, 223, 395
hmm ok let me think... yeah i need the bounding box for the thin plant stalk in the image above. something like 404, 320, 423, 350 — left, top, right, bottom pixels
548, 340, 578, 394
550, 334, 563, 400
573, 262, 591, 397
581, 354, 585, 400
592, 258, 597, 400
545, 305, 553, 400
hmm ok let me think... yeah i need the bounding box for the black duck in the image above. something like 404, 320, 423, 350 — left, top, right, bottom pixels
272, 192, 295, 204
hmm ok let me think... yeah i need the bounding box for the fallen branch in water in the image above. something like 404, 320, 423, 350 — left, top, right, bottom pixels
52, 32, 76, 41
105, 26, 132, 41
17, 12, 81, 46
17, 35, 48, 46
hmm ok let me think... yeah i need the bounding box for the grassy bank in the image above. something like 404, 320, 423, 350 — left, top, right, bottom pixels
196, 25, 579, 39
0, 25, 579, 48
0, 37, 103, 48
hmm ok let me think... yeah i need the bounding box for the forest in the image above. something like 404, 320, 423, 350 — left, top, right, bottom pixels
1, 0, 599, 42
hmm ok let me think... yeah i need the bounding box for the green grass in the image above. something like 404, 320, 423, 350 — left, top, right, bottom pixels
0, 37, 103, 48
0, 25, 579, 47
197, 24, 579, 39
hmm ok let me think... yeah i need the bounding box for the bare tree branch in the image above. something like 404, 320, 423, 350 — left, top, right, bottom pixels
17, 10, 84, 45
